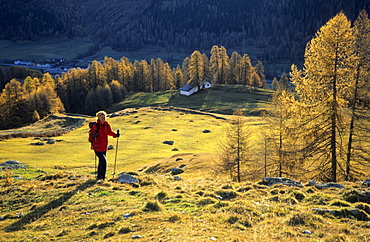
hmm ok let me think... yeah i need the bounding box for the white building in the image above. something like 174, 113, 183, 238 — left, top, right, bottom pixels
179, 81, 212, 96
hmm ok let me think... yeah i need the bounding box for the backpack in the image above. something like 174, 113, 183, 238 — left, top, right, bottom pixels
88, 121, 99, 143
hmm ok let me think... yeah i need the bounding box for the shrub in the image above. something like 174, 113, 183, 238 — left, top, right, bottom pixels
198, 197, 217, 206
155, 191, 167, 201
330, 199, 351, 207
286, 213, 306, 226
87, 222, 115, 230
334, 208, 370, 221
215, 190, 237, 200
238, 219, 252, 228
354, 202, 370, 214
168, 214, 181, 222
342, 190, 370, 204
221, 184, 233, 189
289, 190, 306, 201
143, 201, 161, 212
118, 227, 132, 234
213, 201, 230, 209
226, 215, 239, 224
281, 196, 298, 205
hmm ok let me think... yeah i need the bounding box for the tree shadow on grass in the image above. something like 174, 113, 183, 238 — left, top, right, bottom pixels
4, 179, 97, 232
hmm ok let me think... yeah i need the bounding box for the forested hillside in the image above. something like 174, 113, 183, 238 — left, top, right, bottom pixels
1, 0, 368, 65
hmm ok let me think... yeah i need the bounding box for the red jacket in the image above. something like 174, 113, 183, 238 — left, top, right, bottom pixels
90, 120, 117, 152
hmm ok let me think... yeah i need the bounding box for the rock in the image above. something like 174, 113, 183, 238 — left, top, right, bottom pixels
176, 158, 183, 161
362, 179, 370, 187
118, 174, 138, 184
45, 139, 55, 144
132, 235, 141, 239
172, 148, 179, 151
172, 129, 178, 131
308, 180, 344, 189
123, 212, 133, 219
108, 145, 114, 150
0, 160, 28, 170
312, 208, 335, 215
203, 129, 211, 133
174, 176, 181, 181
163, 141, 174, 145
30, 142, 44, 146
171, 167, 184, 175
260, 177, 303, 188
0, 160, 22, 166
54, 165, 67, 170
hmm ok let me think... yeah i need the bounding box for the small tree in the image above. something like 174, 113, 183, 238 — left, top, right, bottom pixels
217, 109, 251, 182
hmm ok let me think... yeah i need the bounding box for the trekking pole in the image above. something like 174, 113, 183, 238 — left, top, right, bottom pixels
94, 153, 97, 174
113, 129, 120, 176
94, 136, 97, 175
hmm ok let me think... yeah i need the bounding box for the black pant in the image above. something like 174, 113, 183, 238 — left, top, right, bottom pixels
95, 151, 107, 180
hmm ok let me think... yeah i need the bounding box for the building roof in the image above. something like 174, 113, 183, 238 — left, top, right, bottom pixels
179, 84, 194, 91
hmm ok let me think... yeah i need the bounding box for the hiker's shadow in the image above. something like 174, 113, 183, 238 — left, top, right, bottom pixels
4, 179, 97, 232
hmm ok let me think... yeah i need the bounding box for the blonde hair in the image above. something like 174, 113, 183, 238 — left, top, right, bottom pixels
96, 111, 107, 117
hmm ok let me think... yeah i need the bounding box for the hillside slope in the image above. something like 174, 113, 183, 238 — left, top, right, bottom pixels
1, 0, 368, 65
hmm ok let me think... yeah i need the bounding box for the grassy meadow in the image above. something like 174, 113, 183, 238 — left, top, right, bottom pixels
1, 88, 370, 241
0, 38, 93, 61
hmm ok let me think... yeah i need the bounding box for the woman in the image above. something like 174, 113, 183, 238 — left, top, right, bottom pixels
90, 111, 119, 180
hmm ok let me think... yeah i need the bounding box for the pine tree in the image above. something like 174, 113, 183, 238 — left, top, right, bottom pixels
255, 61, 267, 88
271, 77, 279, 90
345, 10, 370, 180
237, 54, 253, 86
0, 79, 26, 128
250, 72, 262, 88
217, 109, 251, 182
279, 72, 289, 90
187, 50, 205, 87
266, 88, 302, 178
210, 45, 230, 84
229, 51, 242, 84
173, 66, 185, 89
110, 80, 125, 103
290, 12, 356, 182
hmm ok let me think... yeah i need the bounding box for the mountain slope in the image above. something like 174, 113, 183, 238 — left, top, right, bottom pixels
0, 0, 369, 65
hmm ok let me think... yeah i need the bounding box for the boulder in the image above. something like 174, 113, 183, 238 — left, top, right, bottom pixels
163, 141, 174, 145
170, 167, 184, 175
308, 180, 344, 189
117, 174, 138, 184
362, 179, 370, 187
0, 160, 28, 170
0, 160, 22, 166
46, 139, 55, 144
30, 142, 44, 146
260, 177, 303, 188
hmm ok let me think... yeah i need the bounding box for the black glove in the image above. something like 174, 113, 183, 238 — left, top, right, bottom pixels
116, 133, 120, 138
92, 132, 98, 139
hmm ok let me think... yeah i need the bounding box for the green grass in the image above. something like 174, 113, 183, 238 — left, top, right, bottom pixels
0, 37, 93, 61
108, 85, 274, 115
0, 108, 232, 173
2, 89, 369, 241
1, 171, 369, 241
